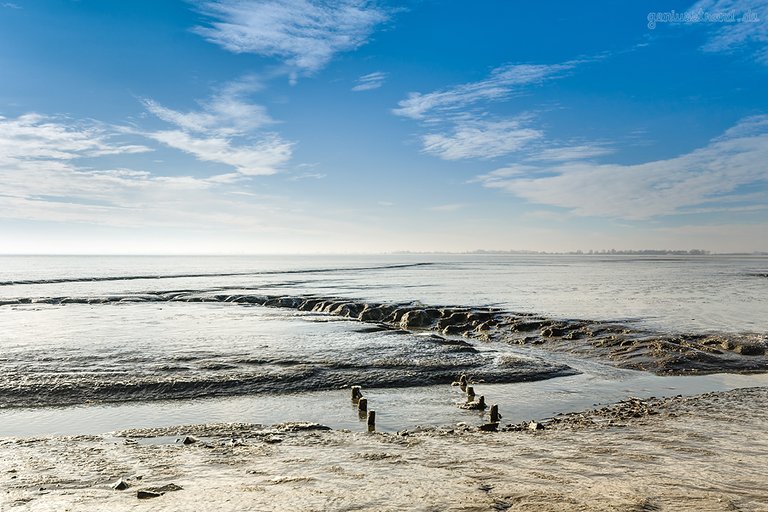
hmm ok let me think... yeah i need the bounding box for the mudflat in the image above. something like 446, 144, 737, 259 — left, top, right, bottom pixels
3, 387, 766, 511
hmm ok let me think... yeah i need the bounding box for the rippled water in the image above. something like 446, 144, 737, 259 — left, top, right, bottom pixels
1, 254, 766, 435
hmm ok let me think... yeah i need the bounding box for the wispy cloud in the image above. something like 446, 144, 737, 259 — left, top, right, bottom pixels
142, 76, 271, 136
393, 62, 579, 120
193, 0, 388, 73
476, 115, 768, 219
691, 0, 768, 63
2, 3, 21, 9
526, 144, 614, 162
422, 118, 543, 160
141, 77, 293, 175
0, 113, 316, 236
427, 203, 465, 212
146, 130, 292, 176
0, 114, 149, 165
352, 71, 387, 91
393, 59, 589, 160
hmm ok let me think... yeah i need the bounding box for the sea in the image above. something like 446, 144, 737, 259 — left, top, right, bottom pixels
1, 254, 767, 436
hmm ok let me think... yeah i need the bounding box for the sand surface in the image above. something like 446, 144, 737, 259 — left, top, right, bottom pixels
2, 387, 767, 511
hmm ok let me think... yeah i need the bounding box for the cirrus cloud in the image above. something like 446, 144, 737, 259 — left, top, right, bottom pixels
477, 115, 768, 220
193, 0, 388, 73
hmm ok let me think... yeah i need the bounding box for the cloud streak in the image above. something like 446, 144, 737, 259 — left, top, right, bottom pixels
393, 62, 578, 120
691, 0, 768, 64
476, 116, 768, 219
0, 114, 311, 236
352, 71, 387, 91
141, 77, 293, 175
393, 59, 589, 160
0, 114, 150, 165
422, 119, 543, 160
193, 0, 388, 72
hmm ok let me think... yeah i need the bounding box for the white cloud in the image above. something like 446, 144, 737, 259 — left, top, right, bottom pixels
421, 119, 543, 160
193, 0, 388, 72
477, 116, 768, 219
393, 59, 588, 160
142, 78, 293, 175
691, 0, 768, 63
427, 203, 465, 212
393, 62, 578, 120
0, 114, 150, 165
142, 75, 271, 136
526, 144, 614, 162
352, 71, 387, 91
0, 114, 311, 235
146, 130, 291, 176
288, 172, 326, 180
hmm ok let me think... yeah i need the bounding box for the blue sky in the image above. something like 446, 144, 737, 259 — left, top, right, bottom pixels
0, 0, 766, 253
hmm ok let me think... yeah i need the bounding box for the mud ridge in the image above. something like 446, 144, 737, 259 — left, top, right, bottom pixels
2, 291, 767, 374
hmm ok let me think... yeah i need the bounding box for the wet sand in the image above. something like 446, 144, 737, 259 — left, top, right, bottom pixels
3, 387, 767, 511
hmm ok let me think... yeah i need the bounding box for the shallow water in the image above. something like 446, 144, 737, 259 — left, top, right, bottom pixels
2, 364, 767, 437
1, 254, 767, 333
1, 254, 767, 436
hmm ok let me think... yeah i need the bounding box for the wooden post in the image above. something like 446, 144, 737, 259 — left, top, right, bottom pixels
358, 397, 368, 412
351, 386, 362, 402
466, 386, 475, 398
490, 404, 501, 423
367, 410, 376, 428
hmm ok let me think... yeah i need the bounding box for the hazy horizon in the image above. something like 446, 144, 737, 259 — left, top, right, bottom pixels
1, 1, 767, 254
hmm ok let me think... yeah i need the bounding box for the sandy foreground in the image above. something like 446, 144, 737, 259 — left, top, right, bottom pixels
2, 387, 767, 512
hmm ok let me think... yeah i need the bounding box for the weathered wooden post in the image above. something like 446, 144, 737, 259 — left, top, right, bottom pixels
351, 385, 362, 402
490, 404, 501, 423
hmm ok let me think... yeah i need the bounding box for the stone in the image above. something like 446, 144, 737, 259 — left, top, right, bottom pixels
112, 478, 130, 491
137, 490, 163, 499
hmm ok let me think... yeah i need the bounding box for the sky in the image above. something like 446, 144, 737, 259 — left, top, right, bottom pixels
0, 0, 767, 254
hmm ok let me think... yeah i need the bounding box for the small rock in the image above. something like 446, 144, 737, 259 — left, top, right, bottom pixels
264, 435, 283, 444
528, 421, 545, 431
180, 436, 197, 445
137, 490, 163, 499
112, 478, 130, 491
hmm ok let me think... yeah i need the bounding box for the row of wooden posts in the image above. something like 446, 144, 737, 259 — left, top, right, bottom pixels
456, 374, 502, 427
350, 375, 502, 432
351, 385, 376, 430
